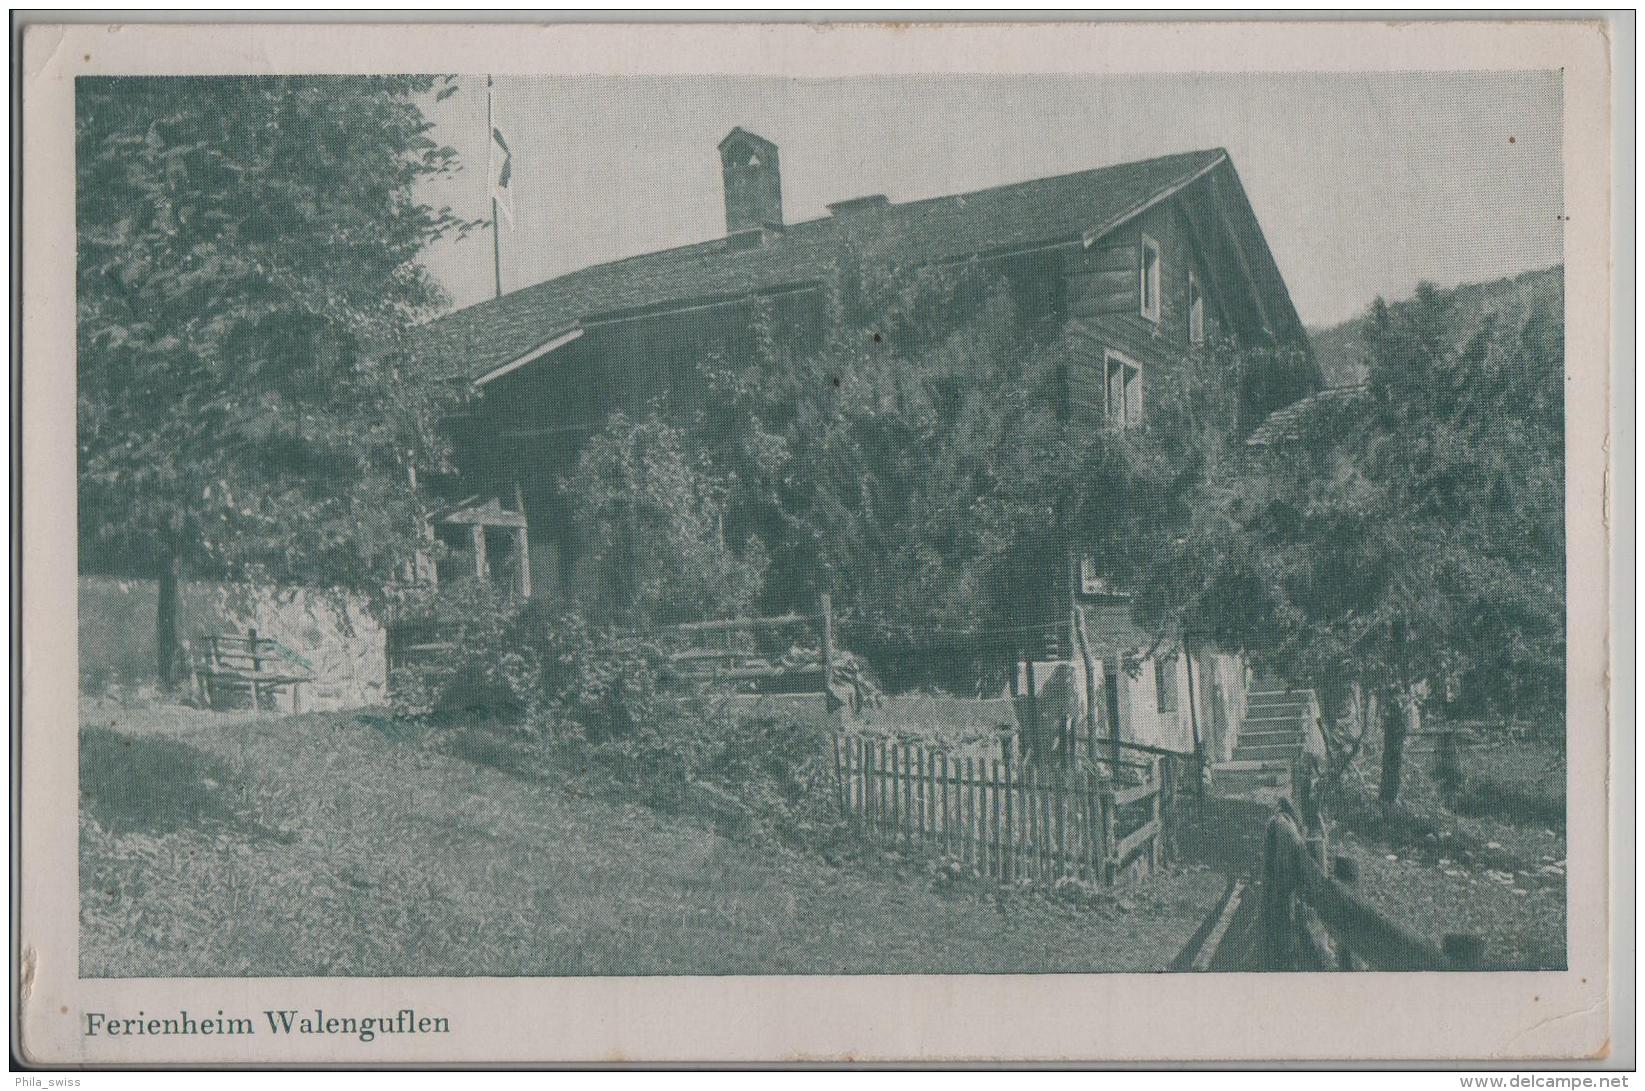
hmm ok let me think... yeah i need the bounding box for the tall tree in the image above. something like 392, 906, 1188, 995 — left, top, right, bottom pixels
690, 259, 1258, 688
1141, 276, 1565, 806
76, 76, 477, 684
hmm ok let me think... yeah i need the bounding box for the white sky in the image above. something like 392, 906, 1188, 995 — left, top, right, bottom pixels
417, 71, 1563, 330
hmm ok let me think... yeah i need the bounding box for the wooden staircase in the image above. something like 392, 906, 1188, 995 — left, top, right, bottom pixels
1213, 676, 1318, 794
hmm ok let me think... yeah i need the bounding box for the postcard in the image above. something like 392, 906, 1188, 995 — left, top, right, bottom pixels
17, 16, 1628, 1065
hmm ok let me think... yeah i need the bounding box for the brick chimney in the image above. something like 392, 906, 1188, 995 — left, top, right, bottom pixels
718, 127, 782, 236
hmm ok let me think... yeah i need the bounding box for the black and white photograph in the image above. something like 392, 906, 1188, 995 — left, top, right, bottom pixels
16, 16, 1626, 1068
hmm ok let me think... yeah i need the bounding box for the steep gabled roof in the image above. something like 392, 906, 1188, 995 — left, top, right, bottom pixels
413, 147, 1300, 383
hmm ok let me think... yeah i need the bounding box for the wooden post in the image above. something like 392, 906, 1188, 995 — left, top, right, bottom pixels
865, 739, 878, 838
889, 743, 902, 845
1099, 784, 1117, 883
908, 747, 921, 849
1024, 658, 1041, 762
1183, 645, 1206, 802
512, 481, 532, 599
1074, 604, 1099, 768
1085, 769, 1101, 879
1107, 658, 1123, 776
1059, 766, 1073, 878
512, 527, 531, 598
1003, 740, 1016, 882
973, 756, 984, 873
820, 592, 837, 712
927, 748, 939, 849
921, 747, 934, 849
470, 523, 488, 581
248, 627, 261, 711
990, 760, 1003, 880
1026, 763, 1039, 880
1041, 764, 1054, 877
1150, 756, 1164, 872
833, 735, 845, 819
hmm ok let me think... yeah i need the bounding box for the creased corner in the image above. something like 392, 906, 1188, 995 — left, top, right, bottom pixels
19, 945, 37, 1007
20, 25, 71, 83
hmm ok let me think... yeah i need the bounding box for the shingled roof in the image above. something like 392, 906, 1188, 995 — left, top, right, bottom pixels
413, 147, 1233, 383
1245, 384, 1370, 447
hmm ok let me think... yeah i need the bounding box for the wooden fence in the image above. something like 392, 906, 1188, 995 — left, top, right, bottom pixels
1260, 786, 1481, 971
635, 596, 846, 706
832, 735, 1173, 886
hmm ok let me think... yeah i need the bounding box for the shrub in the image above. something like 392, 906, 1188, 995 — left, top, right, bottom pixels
392, 592, 845, 849
561, 411, 767, 628
387, 579, 542, 724
513, 600, 843, 844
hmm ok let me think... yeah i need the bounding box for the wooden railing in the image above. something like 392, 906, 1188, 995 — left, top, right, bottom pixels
832, 735, 1170, 887
644, 597, 840, 704
1260, 767, 1482, 971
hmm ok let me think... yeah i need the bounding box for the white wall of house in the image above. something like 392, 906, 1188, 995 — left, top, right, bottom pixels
1019, 644, 1248, 760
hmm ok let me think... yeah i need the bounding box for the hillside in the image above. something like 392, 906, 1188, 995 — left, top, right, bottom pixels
80, 699, 1228, 977
1309, 265, 1564, 387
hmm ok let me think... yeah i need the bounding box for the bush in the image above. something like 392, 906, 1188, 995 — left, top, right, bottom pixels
391, 592, 845, 849
561, 411, 767, 627
387, 579, 543, 724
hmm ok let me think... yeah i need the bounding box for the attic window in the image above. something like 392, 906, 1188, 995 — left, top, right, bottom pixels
1105, 350, 1142, 430
1188, 270, 1205, 344
1139, 235, 1162, 324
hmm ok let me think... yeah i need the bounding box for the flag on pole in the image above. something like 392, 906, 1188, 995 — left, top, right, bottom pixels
486, 77, 515, 226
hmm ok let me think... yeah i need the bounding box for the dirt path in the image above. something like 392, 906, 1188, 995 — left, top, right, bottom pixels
1166, 791, 1278, 971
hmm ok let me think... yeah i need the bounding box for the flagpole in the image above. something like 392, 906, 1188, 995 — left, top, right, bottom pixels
492, 193, 503, 301
487, 75, 503, 301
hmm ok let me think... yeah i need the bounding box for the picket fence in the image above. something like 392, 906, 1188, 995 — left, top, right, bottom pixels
832, 735, 1172, 886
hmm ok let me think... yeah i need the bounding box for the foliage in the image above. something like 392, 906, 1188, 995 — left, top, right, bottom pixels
560, 411, 767, 628
691, 260, 1288, 676
387, 579, 543, 724
76, 76, 479, 680
1141, 275, 1566, 800
522, 599, 669, 742
516, 600, 840, 844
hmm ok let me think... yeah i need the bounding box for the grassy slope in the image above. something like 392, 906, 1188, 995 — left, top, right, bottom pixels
80, 700, 1225, 978
1327, 735, 1567, 970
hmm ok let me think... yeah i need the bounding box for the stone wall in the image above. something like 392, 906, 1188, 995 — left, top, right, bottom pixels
79, 575, 387, 711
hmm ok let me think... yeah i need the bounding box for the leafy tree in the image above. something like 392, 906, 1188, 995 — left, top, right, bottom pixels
690, 259, 1273, 688
561, 411, 767, 627
1142, 277, 1565, 806
76, 76, 477, 685
694, 264, 1063, 647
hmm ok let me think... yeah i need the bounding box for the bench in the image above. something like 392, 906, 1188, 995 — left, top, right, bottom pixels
188, 629, 316, 713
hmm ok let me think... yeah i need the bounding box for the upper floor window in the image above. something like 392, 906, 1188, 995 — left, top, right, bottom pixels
1105, 350, 1142, 430
1188, 270, 1205, 344
1139, 235, 1162, 323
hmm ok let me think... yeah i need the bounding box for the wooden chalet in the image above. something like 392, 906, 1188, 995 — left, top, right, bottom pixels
409, 128, 1317, 760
